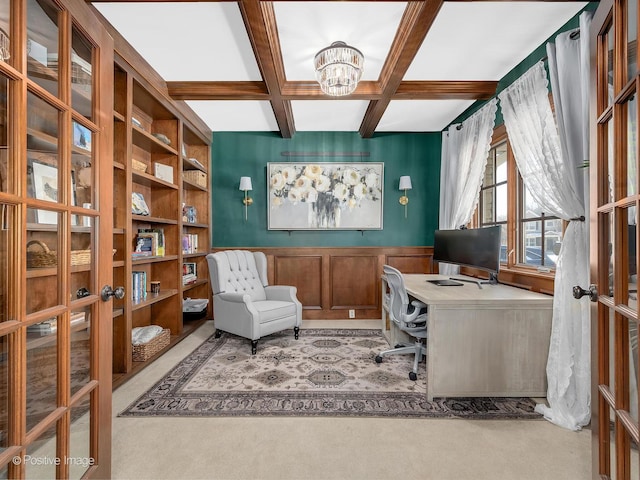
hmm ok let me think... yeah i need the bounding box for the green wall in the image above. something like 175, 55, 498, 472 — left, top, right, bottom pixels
211, 131, 441, 247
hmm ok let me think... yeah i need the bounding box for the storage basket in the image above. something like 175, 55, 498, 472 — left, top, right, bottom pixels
183, 170, 207, 188
132, 159, 148, 173
27, 240, 93, 268
132, 328, 170, 362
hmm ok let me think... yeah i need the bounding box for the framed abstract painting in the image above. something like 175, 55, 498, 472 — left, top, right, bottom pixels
267, 162, 383, 230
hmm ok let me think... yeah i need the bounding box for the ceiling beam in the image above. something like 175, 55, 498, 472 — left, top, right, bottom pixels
359, 0, 444, 138
280, 81, 383, 100
166, 79, 497, 102
167, 81, 270, 100
394, 81, 497, 100
238, 0, 295, 138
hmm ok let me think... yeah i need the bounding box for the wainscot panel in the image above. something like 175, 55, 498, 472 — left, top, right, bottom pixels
211, 246, 434, 320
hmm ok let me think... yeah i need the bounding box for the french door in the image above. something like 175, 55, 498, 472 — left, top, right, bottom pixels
591, 0, 640, 477
0, 0, 114, 478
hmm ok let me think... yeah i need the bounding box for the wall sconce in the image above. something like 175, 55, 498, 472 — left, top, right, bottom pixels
398, 176, 412, 218
239, 176, 253, 221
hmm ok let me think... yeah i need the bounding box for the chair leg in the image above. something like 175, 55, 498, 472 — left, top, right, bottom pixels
294, 326, 300, 339
214, 330, 222, 339
251, 340, 258, 355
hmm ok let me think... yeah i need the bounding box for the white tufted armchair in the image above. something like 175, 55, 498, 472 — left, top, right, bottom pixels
206, 250, 302, 354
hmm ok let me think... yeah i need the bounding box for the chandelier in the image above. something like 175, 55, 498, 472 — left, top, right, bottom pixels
314, 41, 364, 97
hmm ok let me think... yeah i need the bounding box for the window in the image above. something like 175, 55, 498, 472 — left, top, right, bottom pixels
478, 141, 508, 262
519, 181, 562, 268
476, 125, 563, 273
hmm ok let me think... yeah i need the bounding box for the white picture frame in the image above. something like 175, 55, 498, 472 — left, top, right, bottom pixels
31, 161, 79, 225
267, 162, 384, 230
32, 161, 59, 224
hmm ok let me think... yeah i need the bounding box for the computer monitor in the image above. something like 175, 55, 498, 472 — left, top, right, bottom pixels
433, 226, 501, 283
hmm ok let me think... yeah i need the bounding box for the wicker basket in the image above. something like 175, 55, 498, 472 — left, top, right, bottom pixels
27, 240, 92, 268
132, 159, 148, 173
132, 328, 170, 362
183, 170, 207, 188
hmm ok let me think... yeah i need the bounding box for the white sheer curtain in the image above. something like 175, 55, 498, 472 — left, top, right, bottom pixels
438, 99, 497, 275
498, 12, 592, 431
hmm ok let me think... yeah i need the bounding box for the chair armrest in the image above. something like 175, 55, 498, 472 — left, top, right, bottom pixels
264, 285, 298, 302
217, 292, 251, 304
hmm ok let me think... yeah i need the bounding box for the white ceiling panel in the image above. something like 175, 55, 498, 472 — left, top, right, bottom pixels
274, 2, 407, 81
378, 100, 476, 132
186, 101, 278, 131
94, 2, 261, 81
406, 2, 588, 81
291, 101, 370, 131
93, 1, 589, 134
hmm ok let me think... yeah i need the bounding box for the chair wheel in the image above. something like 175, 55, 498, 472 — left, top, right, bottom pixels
409, 372, 417, 381
375, 355, 383, 364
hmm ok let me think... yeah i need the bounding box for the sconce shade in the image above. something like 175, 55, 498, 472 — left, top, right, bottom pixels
239, 176, 253, 191
399, 176, 412, 190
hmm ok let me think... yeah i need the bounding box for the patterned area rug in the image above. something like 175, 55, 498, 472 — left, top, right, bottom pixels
119, 329, 541, 419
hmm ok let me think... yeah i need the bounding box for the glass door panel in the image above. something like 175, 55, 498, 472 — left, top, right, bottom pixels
0, 74, 7, 194
0, 203, 11, 323
0, 0, 9, 66
627, 93, 637, 196
0, 334, 8, 454
71, 28, 93, 121
24, 422, 57, 478
628, 317, 638, 422
26, 208, 60, 313
27, 93, 59, 206
27, 0, 60, 98
625, 206, 637, 310
70, 225, 94, 298
68, 395, 91, 479
26, 316, 58, 432
70, 306, 91, 396
607, 118, 615, 203
71, 120, 93, 209
629, 0, 638, 81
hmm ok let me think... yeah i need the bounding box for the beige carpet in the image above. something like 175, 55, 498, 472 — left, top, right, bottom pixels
119, 328, 539, 419
110, 320, 592, 480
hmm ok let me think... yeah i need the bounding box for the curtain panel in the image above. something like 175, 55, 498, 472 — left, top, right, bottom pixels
438, 99, 497, 275
498, 11, 592, 430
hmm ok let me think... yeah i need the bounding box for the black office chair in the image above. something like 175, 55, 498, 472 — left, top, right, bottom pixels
375, 265, 428, 381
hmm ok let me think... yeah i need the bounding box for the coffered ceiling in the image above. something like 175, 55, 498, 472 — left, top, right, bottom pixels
90, 1, 588, 137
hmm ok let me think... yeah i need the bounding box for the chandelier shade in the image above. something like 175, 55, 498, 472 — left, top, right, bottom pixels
314, 41, 364, 97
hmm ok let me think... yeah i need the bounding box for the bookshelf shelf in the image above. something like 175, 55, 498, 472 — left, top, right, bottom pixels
111, 64, 211, 386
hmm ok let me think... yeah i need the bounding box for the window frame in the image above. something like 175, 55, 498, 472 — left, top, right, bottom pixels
469, 124, 558, 293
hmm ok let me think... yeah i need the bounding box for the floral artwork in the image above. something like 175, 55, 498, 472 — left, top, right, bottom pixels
268, 162, 383, 230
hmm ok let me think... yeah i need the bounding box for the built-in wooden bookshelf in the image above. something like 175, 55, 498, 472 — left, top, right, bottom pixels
111, 62, 211, 388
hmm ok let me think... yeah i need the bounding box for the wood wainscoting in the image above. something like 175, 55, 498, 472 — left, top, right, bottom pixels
211, 247, 434, 320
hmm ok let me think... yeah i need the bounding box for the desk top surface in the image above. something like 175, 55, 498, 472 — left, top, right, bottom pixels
401, 274, 553, 306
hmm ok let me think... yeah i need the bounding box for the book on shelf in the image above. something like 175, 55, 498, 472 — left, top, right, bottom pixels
183, 262, 196, 277
182, 273, 197, 285
182, 233, 198, 254
132, 270, 148, 302
189, 157, 205, 170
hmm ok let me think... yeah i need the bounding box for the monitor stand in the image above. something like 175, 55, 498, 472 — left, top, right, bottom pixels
449, 272, 499, 289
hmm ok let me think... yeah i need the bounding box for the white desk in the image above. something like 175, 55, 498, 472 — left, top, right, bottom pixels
381, 274, 553, 400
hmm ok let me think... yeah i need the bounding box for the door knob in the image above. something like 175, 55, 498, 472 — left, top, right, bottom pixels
101, 285, 125, 301
573, 284, 598, 302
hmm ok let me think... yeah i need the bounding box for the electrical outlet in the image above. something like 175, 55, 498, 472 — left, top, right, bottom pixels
349, 309, 355, 319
